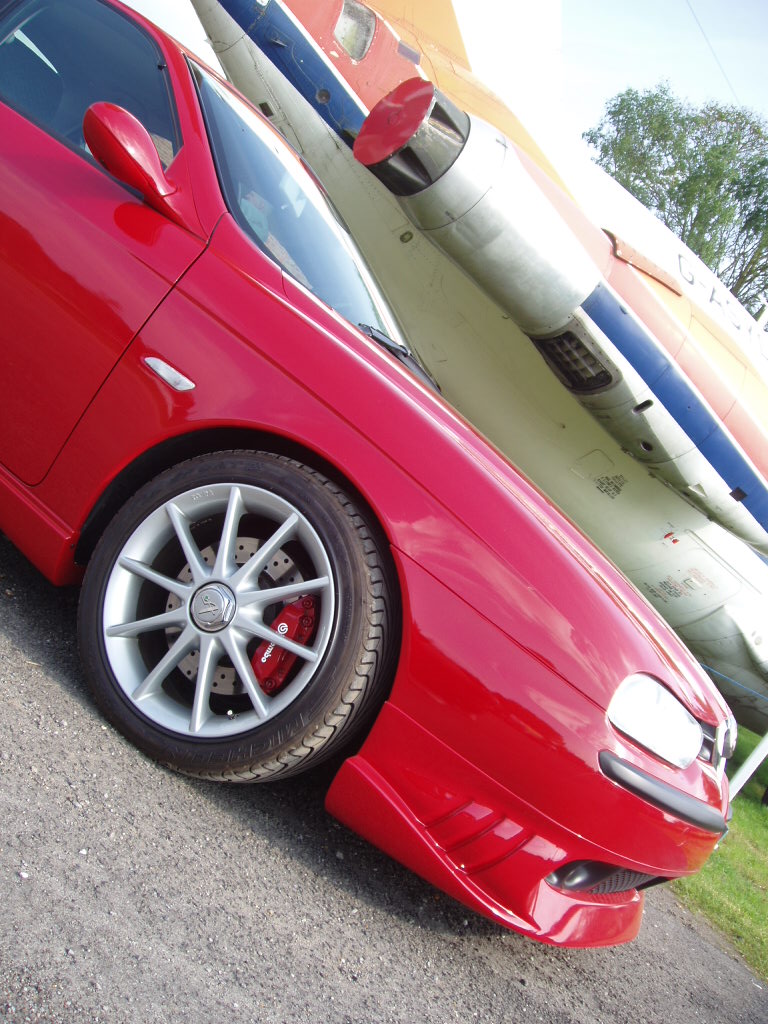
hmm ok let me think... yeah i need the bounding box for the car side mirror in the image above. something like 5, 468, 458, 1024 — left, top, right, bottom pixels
83, 101, 184, 225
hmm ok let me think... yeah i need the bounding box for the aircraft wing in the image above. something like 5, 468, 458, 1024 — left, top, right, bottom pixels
366, 0, 470, 68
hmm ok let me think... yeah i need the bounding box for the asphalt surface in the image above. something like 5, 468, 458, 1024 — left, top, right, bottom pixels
1, 533, 766, 1024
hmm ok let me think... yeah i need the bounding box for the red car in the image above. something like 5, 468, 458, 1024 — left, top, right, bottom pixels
0, 0, 735, 947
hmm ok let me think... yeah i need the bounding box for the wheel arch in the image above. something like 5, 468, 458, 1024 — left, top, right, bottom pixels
75, 425, 399, 582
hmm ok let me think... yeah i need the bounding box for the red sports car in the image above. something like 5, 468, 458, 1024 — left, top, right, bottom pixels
0, 0, 735, 947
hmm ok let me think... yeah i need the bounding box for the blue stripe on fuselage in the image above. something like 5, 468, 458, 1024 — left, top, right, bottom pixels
582, 283, 768, 533
218, 0, 366, 141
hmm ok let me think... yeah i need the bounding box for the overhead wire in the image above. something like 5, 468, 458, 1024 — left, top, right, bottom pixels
684, 0, 741, 104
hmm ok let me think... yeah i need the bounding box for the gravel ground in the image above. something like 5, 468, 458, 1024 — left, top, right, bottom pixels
1, 534, 766, 1024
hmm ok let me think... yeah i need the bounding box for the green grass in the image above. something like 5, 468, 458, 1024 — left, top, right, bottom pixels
674, 726, 768, 980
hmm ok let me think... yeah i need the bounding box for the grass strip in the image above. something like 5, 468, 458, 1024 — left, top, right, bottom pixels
674, 726, 768, 981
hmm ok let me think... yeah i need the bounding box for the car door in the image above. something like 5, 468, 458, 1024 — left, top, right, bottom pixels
0, 0, 206, 485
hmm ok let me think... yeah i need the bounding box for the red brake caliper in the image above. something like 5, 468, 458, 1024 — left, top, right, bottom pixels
251, 596, 317, 696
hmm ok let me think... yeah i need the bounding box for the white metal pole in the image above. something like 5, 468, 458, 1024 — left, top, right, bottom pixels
729, 727, 768, 798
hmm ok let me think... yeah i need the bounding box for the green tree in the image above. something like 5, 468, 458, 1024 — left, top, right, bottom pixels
583, 84, 768, 315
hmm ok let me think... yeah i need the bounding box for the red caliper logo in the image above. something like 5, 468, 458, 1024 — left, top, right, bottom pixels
252, 596, 317, 695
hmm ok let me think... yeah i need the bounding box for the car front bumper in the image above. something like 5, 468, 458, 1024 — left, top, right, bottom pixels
326, 550, 729, 948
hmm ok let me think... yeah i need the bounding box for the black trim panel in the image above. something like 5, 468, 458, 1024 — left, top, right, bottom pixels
599, 751, 727, 834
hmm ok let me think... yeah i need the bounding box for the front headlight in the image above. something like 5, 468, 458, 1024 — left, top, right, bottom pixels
607, 674, 703, 769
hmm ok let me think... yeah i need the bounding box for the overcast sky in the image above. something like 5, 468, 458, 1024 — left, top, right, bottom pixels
122, 0, 768, 144
560, 0, 768, 134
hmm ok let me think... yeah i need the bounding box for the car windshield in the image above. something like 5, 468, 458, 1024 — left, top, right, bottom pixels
189, 60, 396, 336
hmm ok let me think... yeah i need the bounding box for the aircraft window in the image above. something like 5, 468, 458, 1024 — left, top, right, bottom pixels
190, 59, 397, 337
0, 0, 180, 167
334, 0, 376, 62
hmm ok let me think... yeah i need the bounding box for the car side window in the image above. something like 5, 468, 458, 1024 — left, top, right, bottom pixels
0, 0, 180, 166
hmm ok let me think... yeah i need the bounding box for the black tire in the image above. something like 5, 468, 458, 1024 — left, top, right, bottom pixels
78, 451, 399, 781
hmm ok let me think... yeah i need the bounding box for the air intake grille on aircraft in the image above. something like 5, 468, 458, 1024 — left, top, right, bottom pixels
533, 332, 614, 393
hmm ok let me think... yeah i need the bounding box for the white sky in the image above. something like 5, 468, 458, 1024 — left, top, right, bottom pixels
560, 0, 768, 136
122, 0, 768, 145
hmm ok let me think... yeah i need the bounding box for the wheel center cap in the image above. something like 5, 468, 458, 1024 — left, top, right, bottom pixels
191, 583, 236, 632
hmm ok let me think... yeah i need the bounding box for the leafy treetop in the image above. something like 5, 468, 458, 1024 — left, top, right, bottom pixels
583, 84, 768, 316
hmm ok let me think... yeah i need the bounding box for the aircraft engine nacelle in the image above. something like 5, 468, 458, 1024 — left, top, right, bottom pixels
353, 78, 603, 337
354, 78, 768, 559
